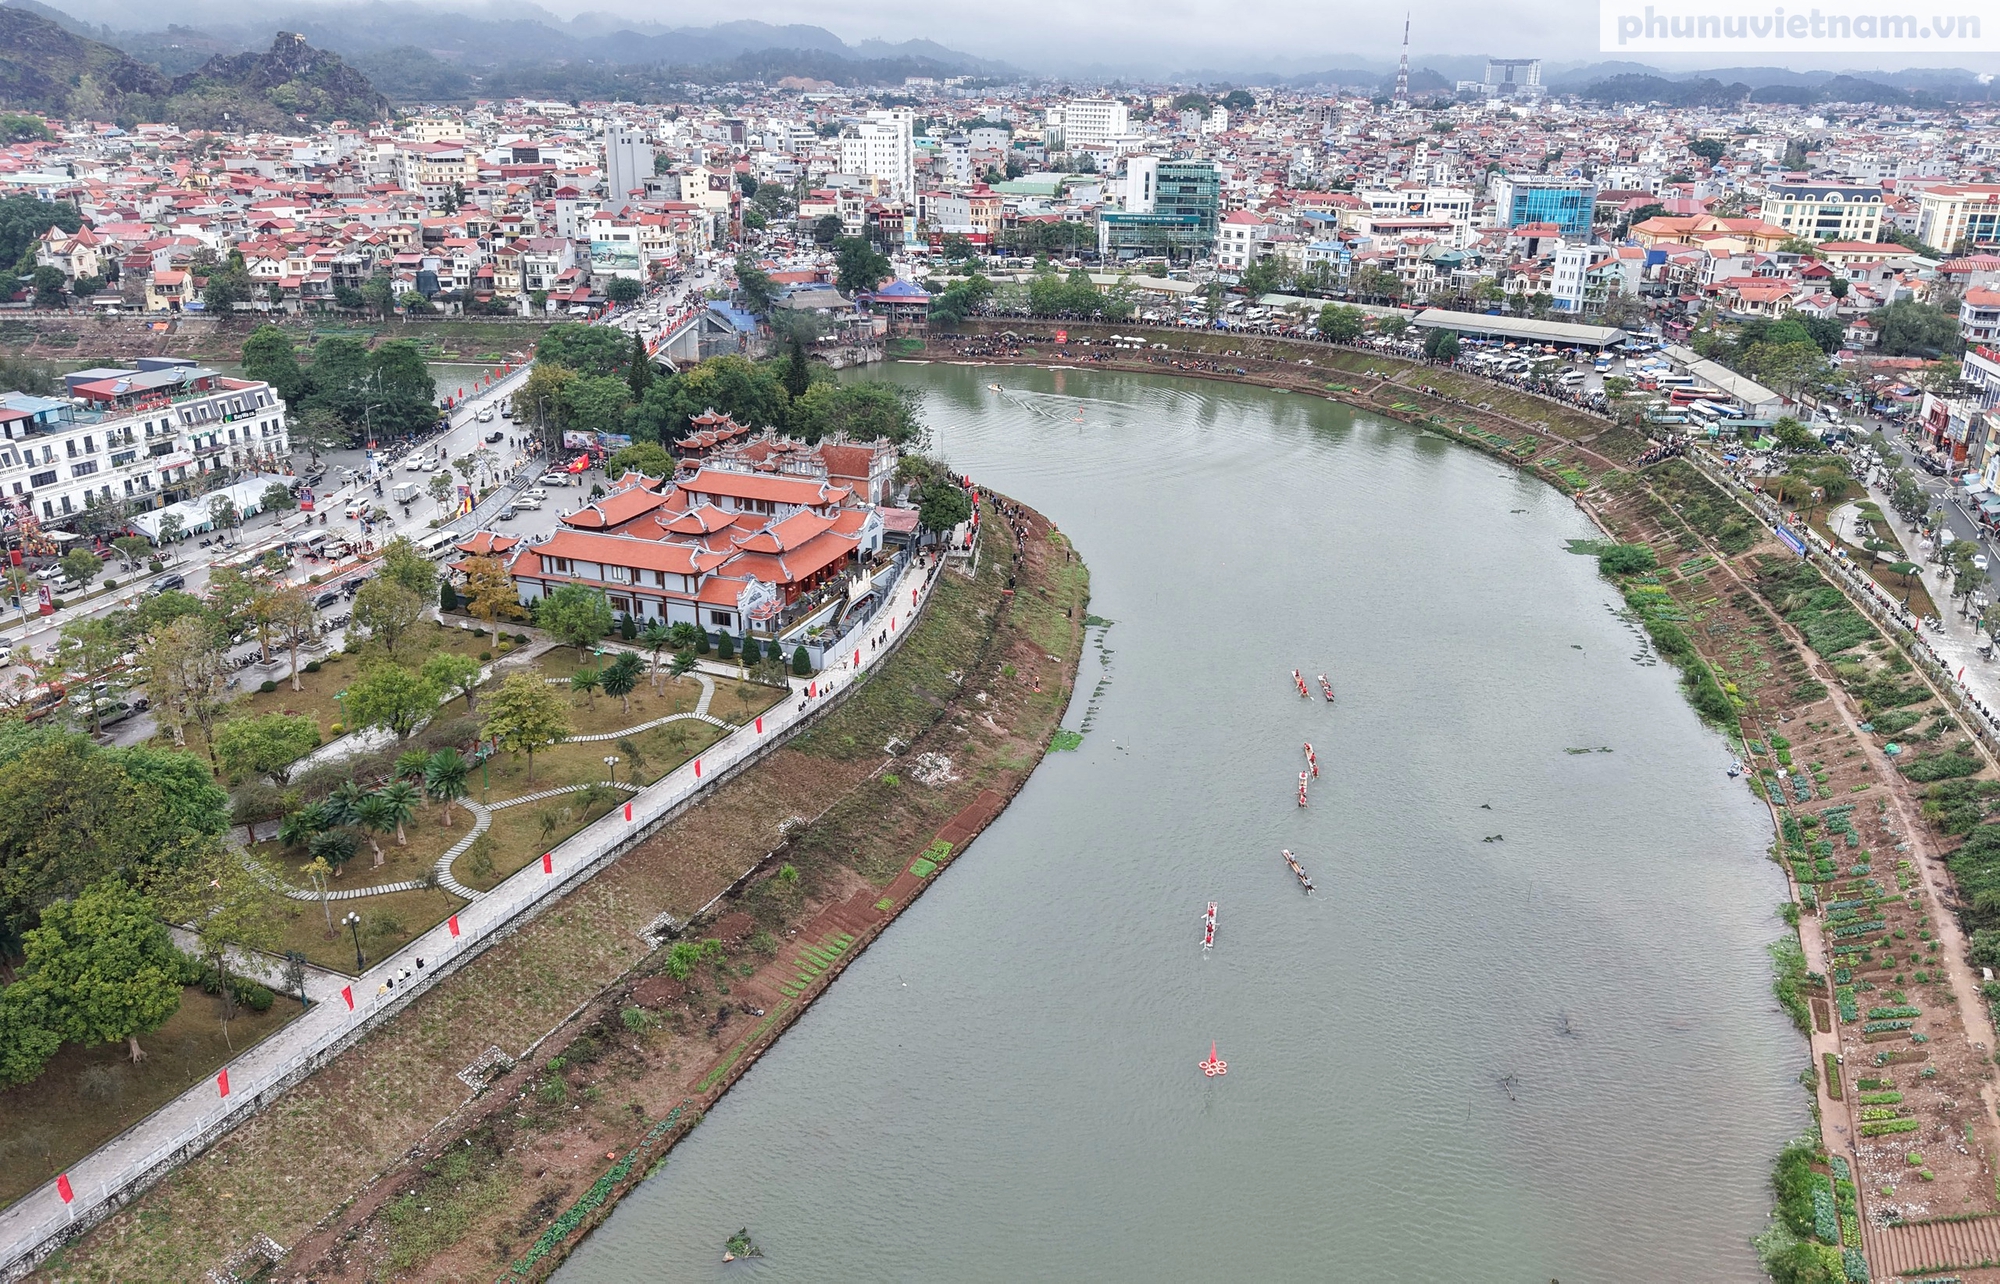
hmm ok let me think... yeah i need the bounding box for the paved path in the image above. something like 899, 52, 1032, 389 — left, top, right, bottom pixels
0, 545, 945, 1277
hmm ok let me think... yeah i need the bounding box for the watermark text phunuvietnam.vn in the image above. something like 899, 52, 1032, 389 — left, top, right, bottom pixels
1601, 1, 2000, 50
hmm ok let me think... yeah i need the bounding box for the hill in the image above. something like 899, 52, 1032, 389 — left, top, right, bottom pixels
0, 6, 383, 126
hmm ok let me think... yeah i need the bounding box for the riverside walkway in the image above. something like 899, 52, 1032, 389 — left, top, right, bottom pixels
0, 545, 950, 1279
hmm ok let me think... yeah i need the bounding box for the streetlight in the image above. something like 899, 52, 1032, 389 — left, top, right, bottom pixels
603, 753, 619, 783
344, 910, 363, 971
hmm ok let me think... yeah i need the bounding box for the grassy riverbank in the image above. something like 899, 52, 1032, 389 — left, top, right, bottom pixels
928, 323, 2000, 1282
37, 499, 1089, 1283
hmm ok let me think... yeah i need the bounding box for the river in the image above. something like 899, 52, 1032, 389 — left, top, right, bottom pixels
554, 363, 1804, 1282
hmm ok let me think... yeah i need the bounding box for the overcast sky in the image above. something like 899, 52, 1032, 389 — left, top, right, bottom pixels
50, 0, 2000, 75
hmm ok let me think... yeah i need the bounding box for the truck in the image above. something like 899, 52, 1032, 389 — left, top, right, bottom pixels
391, 481, 422, 505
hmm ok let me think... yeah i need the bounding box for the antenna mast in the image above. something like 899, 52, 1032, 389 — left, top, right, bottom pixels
1395, 14, 1411, 107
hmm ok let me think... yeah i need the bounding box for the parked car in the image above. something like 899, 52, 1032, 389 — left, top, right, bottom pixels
539, 472, 574, 486
313, 590, 341, 610
494, 506, 519, 522
515, 496, 543, 510
476, 406, 496, 423
146, 573, 186, 595
486, 430, 504, 444
522, 487, 548, 501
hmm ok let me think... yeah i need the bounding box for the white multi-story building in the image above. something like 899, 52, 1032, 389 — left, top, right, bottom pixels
0, 361, 288, 527
1766, 182, 1883, 243
840, 110, 915, 201
1125, 155, 1159, 213
1061, 98, 1129, 149
604, 121, 653, 203
1551, 243, 1590, 314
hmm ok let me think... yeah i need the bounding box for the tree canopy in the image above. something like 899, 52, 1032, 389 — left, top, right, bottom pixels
535, 322, 633, 378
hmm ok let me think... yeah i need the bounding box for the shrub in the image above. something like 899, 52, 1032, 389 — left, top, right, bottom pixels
103, 578, 116, 591
792, 645, 811, 675
620, 613, 638, 640
740, 634, 760, 664
304, 659, 322, 673
695, 630, 710, 655
258, 679, 278, 693
619, 1005, 653, 1031
147, 558, 163, 573
717, 631, 735, 660
1598, 543, 1657, 575
479, 651, 492, 662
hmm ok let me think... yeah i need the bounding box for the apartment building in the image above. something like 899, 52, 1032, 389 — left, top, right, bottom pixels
839, 110, 916, 201
1916, 185, 2000, 252
0, 360, 288, 527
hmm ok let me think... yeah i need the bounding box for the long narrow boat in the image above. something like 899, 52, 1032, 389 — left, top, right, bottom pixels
1282, 848, 1315, 893
1297, 771, 1309, 807
1303, 742, 1319, 778
1202, 902, 1216, 950
1293, 669, 1311, 697
1319, 674, 1335, 702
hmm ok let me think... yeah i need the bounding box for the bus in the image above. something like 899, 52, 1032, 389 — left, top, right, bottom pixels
1656, 373, 1698, 391
1668, 386, 1726, 406
1685, 401, 1723, 426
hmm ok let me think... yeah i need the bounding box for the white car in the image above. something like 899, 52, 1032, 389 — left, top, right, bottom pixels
403, 456, 429, 471
476, 406, 495, 423
515, 496, 544, 510
1977, 553, 1991, 573
523, 486, 548, 500
539, 472, 574, 486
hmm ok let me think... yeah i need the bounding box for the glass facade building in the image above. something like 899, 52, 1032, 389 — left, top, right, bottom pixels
1491, 176, 1597, 241
1155, 161, 1220, 242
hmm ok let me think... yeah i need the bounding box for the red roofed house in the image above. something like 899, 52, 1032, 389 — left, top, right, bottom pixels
1961, 286, 2000, 345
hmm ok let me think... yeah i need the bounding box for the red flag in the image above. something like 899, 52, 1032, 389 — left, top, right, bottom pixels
853, 649, 861, 666
542, 851, 553, 874
623, 801, 632, 821
448, 915, 460, 938
340, 985, 354, 1010
694, 758, 702, 778
890, 617, 896, 631
808, 682, 816, 697
55, 1174, 72, 1204
912, 588, 918, 604
217, 1068, 230, 1098
754, 716, 763, 734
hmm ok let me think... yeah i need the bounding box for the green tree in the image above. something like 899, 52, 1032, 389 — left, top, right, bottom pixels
344, 663, 441, 739
427, 470, 456, 513
0, 976, 61, 1086
1317, 303, 1365, 341
538, 583, 614, 658
241, 325, 307, 404
0, 195, 80, 268
638, 621, 672, 688
59, 546, 102, 587
919, 478, 973, 534
787, 381, 924, 446
792, 644, 811, 675
601, 650, 644, 714
377, 779, 420, 845
561, 373, 634, 433
23, 879, 184, 1064
1772, 416, 1823, 453
570, 667, 602, 709
1875, 298, 1963, 358
833, 236, 892, 296
31, 264, 67, 309
482, 671, 572, 782
360, 272, 396, 318
605, 276, 642, 304
535, 322, 632, 377
1421, 328, 1461, 361
813, 214, 843, 246
629, 355, 789, 443
424, 748, 470, 826
627, 330, 655, 398
352, 579, 428, 658
379, 535, 439, 600
735, 255, 781, 315
351, 792, 395, 866
133, 614, 226, 757
421, 651, 482, 712
606, 441, 674, 477
213, 713, 322, 786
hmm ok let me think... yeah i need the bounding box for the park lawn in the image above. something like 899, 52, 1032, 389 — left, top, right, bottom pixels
234, 622, 512, 735
241, 801, 473, 894
453, 795, 616, 893
1805, 513, 1940, 620
472, 713, 731, 805
260, 885, 468, 975
0, 986, 302, 1209
542, 670, 708, 732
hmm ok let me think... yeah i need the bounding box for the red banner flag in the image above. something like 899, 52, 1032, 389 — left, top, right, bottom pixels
853, 650, 861, 666
341, 985, 354, 1010
808, 682, 816, 697
912, 588, 918, 604
624, 801, 632, 821
754, 716, 763, 734
56, 1174, 72, 1204
694, 759, 702, 778
448, 915, 460, 938
217, 1068, 230, 1098
542, 851, 553, 874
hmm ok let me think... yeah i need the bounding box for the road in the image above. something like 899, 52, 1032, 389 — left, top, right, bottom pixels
0, 261, 725, 729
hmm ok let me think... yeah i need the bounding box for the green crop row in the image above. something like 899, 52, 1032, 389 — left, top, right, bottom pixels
1861, 1118, 1921, 1136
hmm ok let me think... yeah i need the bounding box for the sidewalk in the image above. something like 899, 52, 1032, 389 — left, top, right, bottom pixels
0, 544, 948, 1277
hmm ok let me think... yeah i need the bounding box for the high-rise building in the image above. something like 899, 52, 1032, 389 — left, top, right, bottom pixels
1490, 174, 1598, 240
1097, 159, 1218, 260
1061, 98, 1130, 149
1125, 155, 1159, 213
1913, 185, 2000, 252
1156, 160, 1220, 240
604, 122, 652, 203
840, 109, 915, 201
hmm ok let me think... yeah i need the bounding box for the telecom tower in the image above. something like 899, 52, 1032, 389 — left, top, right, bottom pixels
1394, 14, 1411, 108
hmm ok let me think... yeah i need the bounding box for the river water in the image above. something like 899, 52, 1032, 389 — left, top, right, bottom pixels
556, 363, 1804, 1282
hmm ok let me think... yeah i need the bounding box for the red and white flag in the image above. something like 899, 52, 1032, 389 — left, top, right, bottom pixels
217, 1069, 230, 1098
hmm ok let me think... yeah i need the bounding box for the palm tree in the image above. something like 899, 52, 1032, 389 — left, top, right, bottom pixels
395, 749, 430, 782
278, 803, 329, 850
353, 792, 396, 866
425, 748, 470, 827
638, 622, 671, 690
323, 779, 368, 828
602, 651, 643, 715
308, 828, 357, 878
670, 648, 698, 681
571, 668, 601, 709
378, 780, 421, 846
